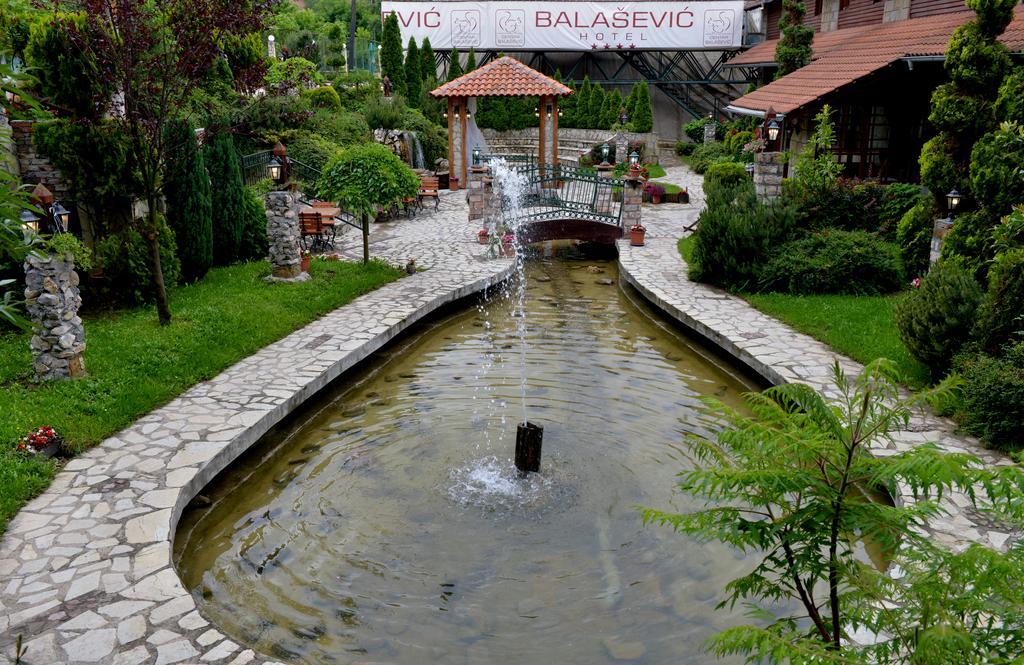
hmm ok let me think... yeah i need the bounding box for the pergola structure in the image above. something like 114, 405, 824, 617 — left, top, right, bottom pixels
430, 56, 572, 190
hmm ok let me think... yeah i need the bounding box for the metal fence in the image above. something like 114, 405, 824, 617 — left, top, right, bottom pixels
501, 163, 623, 227
240, 151, 273, 187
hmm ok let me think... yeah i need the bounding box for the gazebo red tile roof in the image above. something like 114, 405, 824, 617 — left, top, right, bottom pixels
728, 6, 1024, 115
431, 56, 572, 98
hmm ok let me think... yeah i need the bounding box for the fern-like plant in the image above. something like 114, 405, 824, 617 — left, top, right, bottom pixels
641, 359, 1022, 662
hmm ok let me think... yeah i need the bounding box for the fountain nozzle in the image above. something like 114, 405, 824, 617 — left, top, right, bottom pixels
515, 422, 543, 474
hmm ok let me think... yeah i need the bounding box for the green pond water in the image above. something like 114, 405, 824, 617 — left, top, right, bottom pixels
174, 251, 767, 664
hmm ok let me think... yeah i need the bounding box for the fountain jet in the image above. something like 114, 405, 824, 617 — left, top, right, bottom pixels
515, 422, 543, 474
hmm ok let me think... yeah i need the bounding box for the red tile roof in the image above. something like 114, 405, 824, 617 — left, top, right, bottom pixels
729, 6, 1024, 114
729, 26, 870, 66
430, 56, 573, 98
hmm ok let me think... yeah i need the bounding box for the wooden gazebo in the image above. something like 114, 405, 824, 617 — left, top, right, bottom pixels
430, 56, 572, 190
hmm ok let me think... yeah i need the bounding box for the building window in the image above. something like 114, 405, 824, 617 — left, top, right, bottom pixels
839, 0, 851, 9
815, 0, 823, 14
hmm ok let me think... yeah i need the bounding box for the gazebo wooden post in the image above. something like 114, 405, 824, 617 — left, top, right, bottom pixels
447, 96, 469, 191
539, 95, 559, 183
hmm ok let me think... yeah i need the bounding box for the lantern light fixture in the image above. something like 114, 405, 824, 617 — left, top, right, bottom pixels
268, 156, 285, 184
472, 145, 481, 165
946, 189, 962, 217
629, 151, 640, 169
50, 201, 71, 233
766, 118, 780, 143
600, 143, 610, 165
19, 208, 40, 234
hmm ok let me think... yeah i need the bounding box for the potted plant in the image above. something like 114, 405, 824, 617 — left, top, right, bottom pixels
300, 249, 312, 273
629, 223, 646, 247
679, 187, 690, 204
477, 228, 490, 244
644, 182, 666, 204
500, 231, 515, 257
17, 426, 65, 459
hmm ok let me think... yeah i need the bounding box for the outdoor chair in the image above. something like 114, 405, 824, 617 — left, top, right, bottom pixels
299, 211, 335, 251
418, 176, 440, 211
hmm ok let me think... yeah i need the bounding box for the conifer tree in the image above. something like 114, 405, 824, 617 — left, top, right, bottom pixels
560, 79, 578, 128
624, 82, 638, 119
420, 37, 436, 84
404, 37, 421, 108
465, 48, 476, 71
775, 0, 813, 78
587, 84, 606, 130
380, 12, 406, 96
603, 89, 623, 129
576, 76, 593, 128
446, 48, 462, 81
163, 119, 212, 282
204, 131, 245, 265
631, 81, 653, 132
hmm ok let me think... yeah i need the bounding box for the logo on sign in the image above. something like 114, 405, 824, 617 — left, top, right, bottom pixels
702, 9, 734, 47
451, 10, 481, 47
495, 9, 526, 47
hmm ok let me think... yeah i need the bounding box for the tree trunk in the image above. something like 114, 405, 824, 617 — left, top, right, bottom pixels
362, 212, 369, 264
146, 196, 172, 325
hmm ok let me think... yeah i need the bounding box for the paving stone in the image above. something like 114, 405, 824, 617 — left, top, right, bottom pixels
63, 627, 117, 662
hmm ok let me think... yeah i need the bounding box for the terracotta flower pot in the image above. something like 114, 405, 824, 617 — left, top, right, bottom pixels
630, 227, 646, 247
300, 255, 311, 273
477, 230, 490, 245
652, 194, 662, 204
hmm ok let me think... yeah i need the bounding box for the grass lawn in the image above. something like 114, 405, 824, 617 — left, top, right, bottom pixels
676, 236, 930, 388
0, 258, 401, 534
652, 181, 682, 195
645, 164, 667, 179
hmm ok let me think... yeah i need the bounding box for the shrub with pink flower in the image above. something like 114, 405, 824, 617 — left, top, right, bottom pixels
17, 426, 63, 455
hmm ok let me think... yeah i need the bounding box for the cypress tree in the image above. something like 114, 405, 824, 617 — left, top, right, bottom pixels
560, 80, 578, 128
625, 82, 639, 119
420, 37, 437, 84
204, 131, 245, 265
380, 12, 406, 96
163, 119, 212, 283
587, 84, 606, 130
404, 37, 422, 108
775, 0, 814, 78
465, 48, 477, 72
603, 89, 622, 129
447, 48, 462, 81
632, 81, 654, 132
576, 76, 593, 128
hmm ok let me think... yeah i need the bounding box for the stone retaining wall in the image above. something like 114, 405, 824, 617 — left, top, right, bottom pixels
9, 120, 70, 200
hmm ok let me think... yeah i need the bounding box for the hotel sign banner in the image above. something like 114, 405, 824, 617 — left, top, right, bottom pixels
380, 2, 744, 51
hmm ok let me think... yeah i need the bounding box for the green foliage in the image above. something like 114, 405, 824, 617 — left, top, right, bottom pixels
969, 122, 1024, 214
265, 57, 321, 92
44, 233, 92, 272
896, 197, 939, 278
690, 183, 796, 290
420, 37, 436, 84
788, 179, 918, 239
240, 94, 314, 145
631, 81, 653, 133
994, 68, 1024, 123
279, 129, 343, 172
955, 342, 1024, 451
642, 359, 999, 660
559, 79, 578, 128
675, 141, 696, 156
975, 248, 1024, 352
775, 0, 813, 77
789, 104, 843, 200
893, 259, 984, 374
941, 208, 1000, 279
397, 106, 447, 166
687, 142, 733, 174
317, 143, 419, 217
446, 48, 462, 81
465, 48, 476, 72
221, 32, 265, 90
93, 215, 181, 306
927, 82, 995, 137
945, 21, 1011, 94
759, 229, 904, 295
703, 161, 750, 200
204, 132, 245, 266
918, 133, 961, 202
301, 85, 341, 110
162, 119, 212, 282
965, 0, 1018, 39
380, 12, 405, 95
683, 116, 723, 143
404, 37, 421, 108
575, 77, 593, 128
724, 130, 754, 157
239, 187, 269, 261
305, 108, 370, 147
603, 88, 623, 129
880, 183, 926, 234
587, 84, 606, 130
361, 94, 405, 129
24, 13, 110, 119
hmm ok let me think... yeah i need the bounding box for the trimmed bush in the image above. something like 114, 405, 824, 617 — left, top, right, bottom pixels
919, 133, 962, 202
688, 142, 732, 174
704, 161, 750, 200
204, 132, 245, 265
880, 183, 926, 236
306, 109, 371, 147
955, 343, 1024, 451
969, 123, 1024, 214
279, 130, 343, 173
683, 116, 723, 144
24, 13, 111, 120
995, 68, 1024, 123
631, 81, 653, 133
93, 215, 181, 306
676, 141, 696, 156
896, 197, 938, 278
690, 184, 796, 290
404, 37, 422, 109
759, 230, 904, 295
940, 208, 1000, 279
163, 119, 213, 283
892, 259, 984, 375
239, 187, 269, 261
975, 248, 1024, 353
302, 86, 341, 110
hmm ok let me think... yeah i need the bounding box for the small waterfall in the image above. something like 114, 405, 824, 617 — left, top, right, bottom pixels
400, 131, 426, 169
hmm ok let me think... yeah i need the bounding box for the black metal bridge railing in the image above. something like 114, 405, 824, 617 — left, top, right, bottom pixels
496, 162, 623, 228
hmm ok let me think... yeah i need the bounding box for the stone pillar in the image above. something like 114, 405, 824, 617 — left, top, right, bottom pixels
754, 151, 785, 202
820, 0, 840, 32
24, 253, 85, 381
538, 95, 557, 167
703, 121, 717, 144
620, 173, 644, 232
468, 164, 489, 224
264, 191, 302, 279
882, 0, 911, 22
595, 162, 614, 214
615, 134, 628, 167
930, 217, 953, 265
449, 97, 466, 191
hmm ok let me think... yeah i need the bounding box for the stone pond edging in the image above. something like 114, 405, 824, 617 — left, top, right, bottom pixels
617, 235, 1018, 554
0, 194, 514, 664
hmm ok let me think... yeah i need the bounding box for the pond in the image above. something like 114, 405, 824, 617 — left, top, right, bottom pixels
174, 248, 765, 664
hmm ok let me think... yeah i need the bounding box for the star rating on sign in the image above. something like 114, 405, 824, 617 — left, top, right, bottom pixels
616, 43, 624, 49
591, 43, 598, 49
603, 43, 610, 49
629, 43, 637, 49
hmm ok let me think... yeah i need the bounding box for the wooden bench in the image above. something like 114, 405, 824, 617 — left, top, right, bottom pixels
418, 175, 439, 210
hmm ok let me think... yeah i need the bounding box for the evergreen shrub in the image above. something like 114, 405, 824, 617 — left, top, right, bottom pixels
704, 162, 750, 200
204, 132, 245, 265
974, 248, 1024, 353
93, 215, 181, 306
239, 187, 269, 261
759, 230, 903, 295
302, 86, 341, 110
163, 119, 213, 282
896, 197, 938, 278
955, 342, 1024, 451
892, 259, 984, 374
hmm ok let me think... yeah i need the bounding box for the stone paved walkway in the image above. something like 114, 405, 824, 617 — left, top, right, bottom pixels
618, 165, 1017, 554
0, 192, 512, 665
